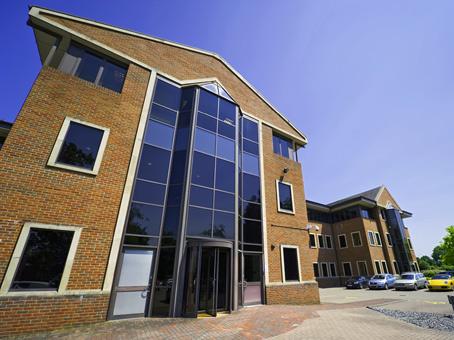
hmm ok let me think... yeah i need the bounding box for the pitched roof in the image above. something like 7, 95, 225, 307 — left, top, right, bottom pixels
327, 185, 384, 207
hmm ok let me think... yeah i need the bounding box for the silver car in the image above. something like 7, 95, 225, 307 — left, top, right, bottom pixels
394, 272, 427, 290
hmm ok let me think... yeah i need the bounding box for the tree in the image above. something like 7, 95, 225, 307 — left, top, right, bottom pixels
440, 225, 454, 266
417, 256, 435, 270
432, 245, 445, 266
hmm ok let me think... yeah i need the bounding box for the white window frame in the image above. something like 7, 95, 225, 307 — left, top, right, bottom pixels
329, 262, 337, 277
368, 231, 375, 246
47, 117, 110, 175
407, 238, 414, 250
381, 261, 389, 274
356, 261, 369, 276
0, 222, 82, 296
351, 231, 362, 247
386, 233, 393, 247
280, 245, 302, 283
342, 262, 352, 277
374, 260, 382, 274
309, 233, 317, 248
325, 235, 333, 249
320, 262, 329, 277
317, 234, 325, 248
275, 180, 295, 214
338, 234, 348, 249
374, 232, 382, 246
393, 260, 400, 274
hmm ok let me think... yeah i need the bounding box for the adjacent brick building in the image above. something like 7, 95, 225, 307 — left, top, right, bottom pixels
0, 6, 319, 336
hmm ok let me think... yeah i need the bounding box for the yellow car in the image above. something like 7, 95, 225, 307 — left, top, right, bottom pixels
427, 274, 454, 291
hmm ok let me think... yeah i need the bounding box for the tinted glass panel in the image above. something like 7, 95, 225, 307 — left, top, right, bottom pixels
100, 61, 127, 93
123, 235, 158, 247
127, 202, 162, 236
217, 136, 235, 161
169, 150, 187, 184
243, 118, 258, 142
283, 248, 299, 281
152, 247, 176, 316
278, 182, 293, 211
197, 112, 217, 132
132, 180, 166, 205
190, 185, 213, 208
198, 89, 218, 117
162, 206, 180, 237
194, 128, 216, 155
272, 135, 281, 154
77, 51, 103, 83
145, 120, 174, 149
153, 79, 181, 110
242, 244, 262, 252
213, 211, 234, 239
243, 174, 260, 203
218, 121, 235, 139
218, 99, 236, 124
243, 201, 261, 220
137, 145, 171, 183
216, 159, 235, 192
191, 152, 215, 187
243, 139, 259, 155
243, 153, 259, 175
243, 219, 262, 244
166, 185, 182, 206
214, 191, 235, 212
56, 121, 104, 170
187, 207, 212, 237
11, 228, 74, 290
150, 104, 177, 126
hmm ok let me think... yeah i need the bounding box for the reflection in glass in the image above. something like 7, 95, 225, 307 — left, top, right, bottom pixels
217, 136, 235, 161
243, 201, 261, 220
194, 128, 216, 155
153, 79, 181, 110
197, 112, 217, 132
242, 174, 260, 203
137, 145, 171, 183
150, 104, 177, 125
213, 211, 235, 239
190, 185, 213, 208
127, 202, 162, 236
242, 153, 259, 175
145, 120, 174, 149
219, 99, 236, 124
198, 89, 218, 117
191, 152, 215, 188
218, 121, 235, 139
132, 180, 166, 205
187, 207, 213, 237
214, 191, 235, 212
242, 118, 258, 142
278, 182, 293, 211
216, 159, 235, 193
243, 219, 262, 244
243, 139, 259, 155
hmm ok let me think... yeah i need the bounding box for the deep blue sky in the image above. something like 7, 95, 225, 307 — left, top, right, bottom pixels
2, 1, 453, 256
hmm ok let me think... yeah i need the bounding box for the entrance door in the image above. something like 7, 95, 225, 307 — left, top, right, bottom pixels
242, 253, 263, 305
111, 248, 154, 318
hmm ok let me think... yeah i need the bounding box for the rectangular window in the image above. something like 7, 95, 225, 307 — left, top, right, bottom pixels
342, 262, 352, 276
381, 261, 389, 274
281, 246, 300, 282
313, 263, 319, 278
407, 238, 413, 250
393, 261, 400, 274
386, 233, 393, 246
357, 261, 368, 276
309, 233, 317, 248
374, 261, 382, 274
276, 181, 294, 213
375, 232, 382, 246
272, 133, 295, 160
317, 234, 325, 248
48, 117, 110, 175
321, 263, 329, 277
338, 234, 347, 248
368, 231, 375, 245
351, 232, 362, 247
325, 235, 332, 249
329, 263, 337, 277
59, 44, 127, 92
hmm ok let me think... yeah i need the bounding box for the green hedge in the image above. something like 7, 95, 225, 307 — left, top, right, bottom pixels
422, 267, 454, 279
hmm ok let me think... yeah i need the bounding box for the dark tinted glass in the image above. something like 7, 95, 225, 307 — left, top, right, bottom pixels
166, 185, 183, 206
283, 248, 299, 281
137, 145, 171, 183
243, 118, 258, 142
214, 191, 235, 212
127, 202, 162, 236
150, 104, 177, 125
198, 89, 218, 117
313, 263, 319, 277
309, 234, 316, 247
243, 153, 259, 175
243, 174, 260, 203
243, 201, 261, 220
197, 112, 217, 132
11, 228, 74, 290
243, 139, 259, 155
278, 182, 293, 211
169, 150, 187, 184
124, 235, 158, 247
272, 135, 281, 154
339, 235, 347, 248
243, 219, 262, 244
242, 244, 262, 252
191, 152, 215, 187
162, 206, 180, 237
244, 255, 261, 282
219, 99, 236, 124
190, 185, 213, 208
194, 128, 216, 155
100, 61, 127, 93
153, 79, 181, 110
56, 121, 104, 170
217, 136, 235, 161
180, 88, 195, 111
145, 120, 174, 149
216, 159, 235, 192
152, 247, 176, 316
77, 51, 103, 83
213, 211, 234, 239
218, 121, 235, 139
187, 207, 212, 237
132, 180, 166, 205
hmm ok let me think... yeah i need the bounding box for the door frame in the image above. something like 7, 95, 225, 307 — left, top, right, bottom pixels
239, 251, 264, 306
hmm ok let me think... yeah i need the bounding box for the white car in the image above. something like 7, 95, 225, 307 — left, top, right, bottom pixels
394, 272, 427, 290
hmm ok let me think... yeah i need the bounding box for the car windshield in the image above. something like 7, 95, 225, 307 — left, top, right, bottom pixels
400, 274, 415, 280
432, 274, 450, 280
372, 275, 386, 280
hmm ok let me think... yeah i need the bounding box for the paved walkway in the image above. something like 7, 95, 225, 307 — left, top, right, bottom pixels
15, 299, 451, 340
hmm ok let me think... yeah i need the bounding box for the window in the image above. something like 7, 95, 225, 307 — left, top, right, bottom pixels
318, 234, 325, 248
329, 263, 337, 277
276, 181, 294, 213
360, 208, 374, 220
342, 262, 352, 277
313, 263, 319, 277
48, 117, 110, 175
357, 261, 368, 276
281, 246, 300, 282
407, 238, 414, 250
325, 235, 332, 249
368, 231, 375, 245
375, 232, 382, 246
309, 234, 317, 248
338, 234, 347, 248
272, 133, 295, 160
382, 261, 389, 274
374, 261, 382, 274
393, 261, 400, 274
321, 263, 329, 277
1, 223, 81, 293
380, 209, 387, 220
351, 232, 362, 247
386, 233, 393, 247
59, 44, 127, 92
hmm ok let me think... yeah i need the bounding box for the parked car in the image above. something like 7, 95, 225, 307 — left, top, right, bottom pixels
438, 271, 454, 277
368, 274, 396, 290
394, 272, 427, 291
345, 276, 369, 289
427, 273, 454, 291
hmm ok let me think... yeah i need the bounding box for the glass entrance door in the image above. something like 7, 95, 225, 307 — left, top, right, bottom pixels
242, 253, 263, 306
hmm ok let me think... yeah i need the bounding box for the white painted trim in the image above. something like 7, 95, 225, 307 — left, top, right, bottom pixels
367, 230, 376, 246
356, 260, 369, 276
280, 245, 302, 283
342, 262, 352, 277
351, 231, 362, 247
309, 233, 317, 248
47, 116, 110, 175
325, 234, 333, 249
0, 222, 82, 296
275, 180, 295, 214
28, 6, 308, 144
374, 232, 382, 247
338, 234, 348, 249
102, 71, 157, 292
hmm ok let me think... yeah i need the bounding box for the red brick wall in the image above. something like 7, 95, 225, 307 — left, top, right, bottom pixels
266, 283, 319, 305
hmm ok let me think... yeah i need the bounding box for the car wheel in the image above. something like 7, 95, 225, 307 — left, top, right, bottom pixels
384, 284, 388, 290
414, 284, 418, 291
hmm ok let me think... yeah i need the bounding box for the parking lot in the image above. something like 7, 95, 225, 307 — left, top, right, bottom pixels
320, 286, 453, 314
